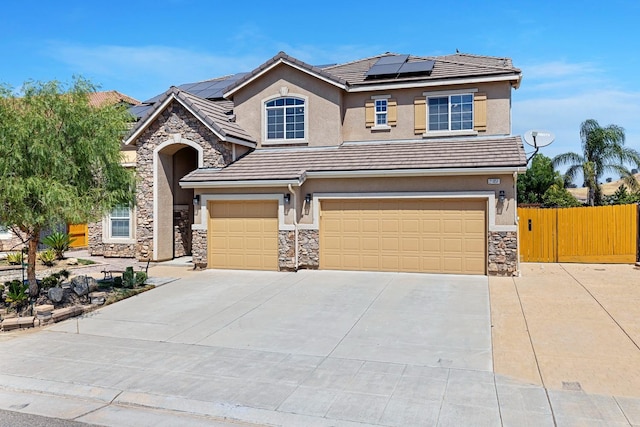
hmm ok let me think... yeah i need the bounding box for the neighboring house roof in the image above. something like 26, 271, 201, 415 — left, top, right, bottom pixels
181, 136, 526, 186
124, 87, 255, 147
88, 90, 140, 107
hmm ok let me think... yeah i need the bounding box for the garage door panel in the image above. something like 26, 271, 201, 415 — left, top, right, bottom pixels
381, 237, 400, 251
381, 219, 399, 233
422, 219, 441, 232
320, 199, 486, 274
443, 238, 463, 252
362, 237, 379, 250
401, 238, 420, 252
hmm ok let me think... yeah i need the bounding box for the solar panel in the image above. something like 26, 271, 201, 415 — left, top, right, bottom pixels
398, 60, 435, 75
365, 63, 404, 77
129, 104, 153, 119
366, 55, 434, 79
375, 54, 409, 65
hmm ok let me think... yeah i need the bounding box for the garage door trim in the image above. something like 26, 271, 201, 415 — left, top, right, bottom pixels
302, 191, 514, 233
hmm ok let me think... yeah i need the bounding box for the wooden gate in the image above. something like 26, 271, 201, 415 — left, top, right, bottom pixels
518, 205, 638, 263
67, 223, 88, 248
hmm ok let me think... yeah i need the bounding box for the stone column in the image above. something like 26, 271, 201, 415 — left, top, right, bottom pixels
488, 231, 518, 276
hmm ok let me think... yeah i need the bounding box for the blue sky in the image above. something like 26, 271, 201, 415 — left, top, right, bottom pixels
2, 0, 639, 176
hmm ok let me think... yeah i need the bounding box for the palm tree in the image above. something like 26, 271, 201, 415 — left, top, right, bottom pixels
553, 119, 640, 206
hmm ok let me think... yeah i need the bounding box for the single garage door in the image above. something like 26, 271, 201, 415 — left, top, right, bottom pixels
208, 200, 279, 270
320, 199, 486, 274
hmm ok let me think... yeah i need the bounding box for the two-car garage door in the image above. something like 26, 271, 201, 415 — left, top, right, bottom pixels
207, 198, 487, 275
320, 199, 486, 274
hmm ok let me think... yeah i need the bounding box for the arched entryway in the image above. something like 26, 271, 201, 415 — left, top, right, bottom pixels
153, 137, 202, 261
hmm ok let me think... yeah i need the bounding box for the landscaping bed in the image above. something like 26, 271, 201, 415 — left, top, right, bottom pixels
0, 260, 153, 332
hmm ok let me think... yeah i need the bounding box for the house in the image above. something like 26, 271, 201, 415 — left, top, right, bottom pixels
89, 51, 526, 276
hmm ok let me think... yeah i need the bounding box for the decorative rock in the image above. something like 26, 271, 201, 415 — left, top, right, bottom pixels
71, 276, 89, 296
48, 287, 64, 303
66, 258, 79, 265
89, 291, 107, 305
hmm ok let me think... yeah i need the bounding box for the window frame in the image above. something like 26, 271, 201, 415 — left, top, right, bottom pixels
103, 205, 135, 243
422, 88, 478, 136
262, 94, 308, 145
375, 99, 388, 126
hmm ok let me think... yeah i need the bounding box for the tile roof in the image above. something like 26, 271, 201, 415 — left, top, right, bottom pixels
181, 136, 526, 184
322, 52, 521, 87
88, 90, 140, 107
125, 87, 255, 145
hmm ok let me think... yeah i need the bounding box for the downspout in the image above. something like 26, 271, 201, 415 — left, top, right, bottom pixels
288, 183, 299, 270
514, 171, 521, 276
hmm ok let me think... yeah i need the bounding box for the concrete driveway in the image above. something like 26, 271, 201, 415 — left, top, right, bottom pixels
1, 265, 639, 426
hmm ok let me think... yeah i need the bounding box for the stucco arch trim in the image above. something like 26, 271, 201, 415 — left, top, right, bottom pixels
152, 136, 203, 260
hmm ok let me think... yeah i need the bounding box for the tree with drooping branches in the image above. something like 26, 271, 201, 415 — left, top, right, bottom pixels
0, 77, 135, 296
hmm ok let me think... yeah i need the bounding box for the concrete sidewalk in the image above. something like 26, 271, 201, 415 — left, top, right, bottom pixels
0, 263, 639, 426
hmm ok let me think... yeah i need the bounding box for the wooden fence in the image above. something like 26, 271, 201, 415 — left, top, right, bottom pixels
67, 223, 88, 248
518, 204, 638, 263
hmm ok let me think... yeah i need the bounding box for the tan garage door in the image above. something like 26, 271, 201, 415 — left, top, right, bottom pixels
208, 200, 278, 270
320, 199, 486, 274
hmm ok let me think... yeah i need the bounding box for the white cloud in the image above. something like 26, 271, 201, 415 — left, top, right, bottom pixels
522, 61, 601, 80
44, 42, 267, 99
513, 59, 640, 165
513, 90, 640, 175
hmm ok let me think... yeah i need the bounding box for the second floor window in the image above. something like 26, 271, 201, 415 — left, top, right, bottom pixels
375, 99, 388, 126
266, 97, 305, 140
428, 94, 473, 131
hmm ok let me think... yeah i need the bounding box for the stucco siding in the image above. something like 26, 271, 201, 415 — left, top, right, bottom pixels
343, 82, 512, 142
232, 64, 343, 147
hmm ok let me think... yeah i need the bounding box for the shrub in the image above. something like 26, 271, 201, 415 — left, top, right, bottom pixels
113, 276, 123, 288
122, 266, 135, 289
4, 280, 29, 311
135, 272, 147, 287
6, 252, 23, 265
40, 269, 70, 290
38, 249, 56, 266
42, 231, 76, 260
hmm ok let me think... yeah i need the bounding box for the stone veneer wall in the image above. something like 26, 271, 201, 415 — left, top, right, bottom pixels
133, 101, 233, 261
278, 231, 295, 271
173, 206, 191, 258
488, 231, 518, 276
298, 229, 319, 269
87, 221, 136, 257
191, 229, 207, 269
277, 230, 320, 271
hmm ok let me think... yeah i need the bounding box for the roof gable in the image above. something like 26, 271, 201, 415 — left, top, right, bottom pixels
124, 87, 255, 147
223, 51, 348, 98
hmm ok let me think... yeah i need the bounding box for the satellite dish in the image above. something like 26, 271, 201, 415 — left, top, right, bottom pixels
523, 130, 555, 148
